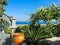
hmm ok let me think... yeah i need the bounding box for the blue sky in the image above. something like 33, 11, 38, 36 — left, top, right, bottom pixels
5, 0, 60, 21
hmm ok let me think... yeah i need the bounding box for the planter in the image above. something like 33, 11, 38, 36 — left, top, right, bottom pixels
13, 33, 24, 45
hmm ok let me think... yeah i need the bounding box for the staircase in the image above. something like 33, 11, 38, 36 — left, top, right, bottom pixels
0, 14, 11, 45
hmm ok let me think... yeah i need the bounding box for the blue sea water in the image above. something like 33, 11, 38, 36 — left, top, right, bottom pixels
16, 21, 57, 25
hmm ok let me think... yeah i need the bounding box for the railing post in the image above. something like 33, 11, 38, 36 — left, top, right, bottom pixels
11, 18, 16, 36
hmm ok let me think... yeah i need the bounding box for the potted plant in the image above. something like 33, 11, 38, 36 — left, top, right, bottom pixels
13, 27, 25, 45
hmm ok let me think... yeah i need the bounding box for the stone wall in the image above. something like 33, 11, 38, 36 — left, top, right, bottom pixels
39, 37, 60, 45
0, 30, 10, 44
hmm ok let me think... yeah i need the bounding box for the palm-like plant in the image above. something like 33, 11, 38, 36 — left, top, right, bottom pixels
24, 25, 54, 45
0, 0, 10, 34
0, 0, 8, 25
0, 0, 7, 14
3, 19, 9, 32
0, 0, 7, 5
28, 3, 60, 45
30, 3, 60, 31
53, 24, 60, 36
24, 29, 41, 45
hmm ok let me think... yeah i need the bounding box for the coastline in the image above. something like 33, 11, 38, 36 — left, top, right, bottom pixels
16, 24, 28, 27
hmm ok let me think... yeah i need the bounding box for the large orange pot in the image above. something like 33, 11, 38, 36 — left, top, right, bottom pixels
13, 33, 24, 45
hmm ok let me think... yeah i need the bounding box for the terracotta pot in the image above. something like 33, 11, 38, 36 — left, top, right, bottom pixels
13, 33, 24, 45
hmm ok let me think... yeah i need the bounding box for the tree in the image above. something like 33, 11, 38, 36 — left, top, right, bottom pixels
0, 0, 9, 32
26, 3, 60, 45
30, 3, 60, 39
0, 0, 7, 15
53, 24, 60, 36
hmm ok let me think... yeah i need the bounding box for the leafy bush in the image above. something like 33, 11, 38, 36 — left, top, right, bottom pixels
15, 26, 21, 32
4, 28, 12, 34
15, 25, 55, 45
7, 28, 12, 34
53, 24, 60, 36
15, 25, 29, 33
24, 25, 54, 45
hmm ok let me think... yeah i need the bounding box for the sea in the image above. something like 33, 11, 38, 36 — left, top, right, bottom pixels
16, 21, 57, 26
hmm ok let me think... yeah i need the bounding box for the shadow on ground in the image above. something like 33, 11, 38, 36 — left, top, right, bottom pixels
52, 40, 60, 45
2, 37, 11, 45
2, 37, 60, 45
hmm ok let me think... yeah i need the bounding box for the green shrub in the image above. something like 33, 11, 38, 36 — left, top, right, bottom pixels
16, 25, 54, 41
15, 25, 29, 33
53, 24, 60, 36
15, 26, 21, 32
7, 28, 12, 34
4, 28, 12, 34
15, 25, 54, 45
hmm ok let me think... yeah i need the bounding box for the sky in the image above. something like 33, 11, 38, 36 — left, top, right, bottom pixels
4, 0, 60, 21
